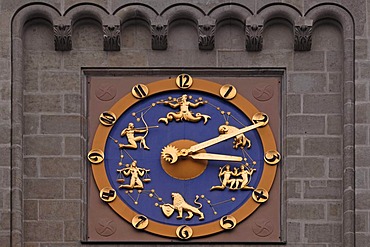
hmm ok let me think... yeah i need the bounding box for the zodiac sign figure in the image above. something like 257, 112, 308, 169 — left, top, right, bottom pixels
211, 164, 256, 191
218, 124, 251, 149
159, 193, 205, 220
119, 122, 150, 150
158, 94, 211, 125
117, 161, 150, 189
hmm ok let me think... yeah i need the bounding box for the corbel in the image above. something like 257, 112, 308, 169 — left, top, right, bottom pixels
294, 17, 313, 51
151, 17, 168, 50
245, 16, 264, 52
102, 16, 121, 51
198, 16, 216, 50
54, 17, 72, 51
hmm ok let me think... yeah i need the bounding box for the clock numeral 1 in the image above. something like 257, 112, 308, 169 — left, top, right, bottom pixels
132, 84, 149, 99
99, 111, 117, 126
176, 74, 193, 89
100, 187, 116, 202
87, 149, 104, 164
252, 188, 269, 203
220, 215, 236, 230
264, 150, 281, 165
176, 225, 193, 240
132, 215, 149, 230
220, 84, 237, 99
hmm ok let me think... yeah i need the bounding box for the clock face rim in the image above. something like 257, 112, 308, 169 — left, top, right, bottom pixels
89, 77, 278, 238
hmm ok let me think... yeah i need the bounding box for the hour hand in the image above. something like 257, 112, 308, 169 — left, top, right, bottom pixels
189, 153, 242, 162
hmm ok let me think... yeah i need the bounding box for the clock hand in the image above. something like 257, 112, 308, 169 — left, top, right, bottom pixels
178, 112, 268, 157
189, 153, 243, 162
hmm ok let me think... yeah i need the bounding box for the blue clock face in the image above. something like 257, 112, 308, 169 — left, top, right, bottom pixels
89, 77, 279, 239
104, 90, 264, 226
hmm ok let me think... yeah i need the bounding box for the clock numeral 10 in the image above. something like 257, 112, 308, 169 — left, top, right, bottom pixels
220, 215, 236, 230
176, 74, 193, 89
100, 187, 116, 202
99, 111, 117, 126
220, 84, 237, 99
132, 215, 149, 230
132, 84, 149, 99
176, 225, 193, 240
87, 149, 104, 164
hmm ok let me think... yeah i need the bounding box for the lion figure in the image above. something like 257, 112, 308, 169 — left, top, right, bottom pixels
171, 192, 204, 221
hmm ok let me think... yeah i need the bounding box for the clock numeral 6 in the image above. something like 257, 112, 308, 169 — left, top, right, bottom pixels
220, 84, 237, 99
132, 215, 149, 230
176, 74, 193, 89
87, 149, 104, 164
220, 215, 236, 230
176, 225, 193, 240
99, 111, 117, 126
132, 84, 149, 99
100, 187, 116, 202
264, 150, 281, 165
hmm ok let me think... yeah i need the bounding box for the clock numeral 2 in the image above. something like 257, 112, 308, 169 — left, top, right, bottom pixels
132, 84, 149, 99
176, 74, 193, 89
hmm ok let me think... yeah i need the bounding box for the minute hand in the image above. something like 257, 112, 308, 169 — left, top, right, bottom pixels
188, 120, 267, 154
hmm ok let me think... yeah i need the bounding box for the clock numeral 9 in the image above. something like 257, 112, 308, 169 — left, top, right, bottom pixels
220, 215, 236, 230
132, 215, 149, 230
220, 84, 237, 99
264, 150, 281, 165
132, 84, 149, 99
176, 225, 193, 240
100, 187, 116, 202
99, 111, 117, 126
176, 74, 193, 89
87, 149, 104, 164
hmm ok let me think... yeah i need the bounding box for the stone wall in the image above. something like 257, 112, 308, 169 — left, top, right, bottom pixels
0, 0, 368, 246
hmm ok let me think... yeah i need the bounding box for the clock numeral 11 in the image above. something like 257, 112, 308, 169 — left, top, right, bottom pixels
132, 84, 149, 99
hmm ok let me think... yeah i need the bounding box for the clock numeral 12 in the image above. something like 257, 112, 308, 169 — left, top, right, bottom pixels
176, 74, 193, 89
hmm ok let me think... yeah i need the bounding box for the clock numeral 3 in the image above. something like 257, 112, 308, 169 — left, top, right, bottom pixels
132, 84, 149, 99
176, 74, 193, 89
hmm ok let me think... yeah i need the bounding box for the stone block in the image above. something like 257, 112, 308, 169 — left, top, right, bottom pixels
328, 158, 343, 178
356, 233, 370, 247
293, 51, 325, 71
287, 222, 301, 242
355, 102, 370, 123
0, 235, 10, 247
355, 125, 368, 145
24, 178, 63, 199
303, 94, 342, 114
24, 136, 63, 156
0, 124, 10, 144
355, 39, 367, 60
287, 115, 325, 135
39, 71, 80, 93
356, 168, 368, 188
24, 157, 37, 178
65, 220, 80, 241
0, 104, 10, 122
355, 146, 370, 167
288, 73, 327, 93
359, 61, 370, 79
65, 178, 82, 199
65, 136, 81, 155
311, 23, 343, 51
355, 81, 368, 102
39, 200, 80, 220
108, 50, 148, 67
356, 190, 370, 210
328, 73, 342, 93
327, 51, 343, 71
41, 115, 81, 134
0, 146, 10, 167
64, 51, 107, 69
304, 180, 342, 199
0, 210, 10, 230
24, 114, 40, 135
304, 223, 342, 243
287, 202, 325, 220
24, 94, 63, 113
327, 201, 342, 221
0, 167, 10, 188
287, 94, 301, 114
24, 221, 63, 242
24, 200, 38, 220
40, 157, 81, 177
355, 211, 368, 232
286, 157, 325, 178
64, 94, 81, 113
327, 115, 342, 135
148, 49, 217, 67
287, 137, 302, 155
304, 137, 341, 156
0, 80, 10, 101
72, 21, 103, 50
287, 180, 302, 198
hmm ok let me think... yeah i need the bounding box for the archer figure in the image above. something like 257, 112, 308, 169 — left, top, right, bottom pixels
158, 94, 211, 125
119, 122, 150, 150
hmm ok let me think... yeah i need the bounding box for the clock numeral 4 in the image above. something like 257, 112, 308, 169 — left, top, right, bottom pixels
176, 74, 193, 89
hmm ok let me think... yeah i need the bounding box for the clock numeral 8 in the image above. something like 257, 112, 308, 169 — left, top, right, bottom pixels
176, 74, 193, 89
176, 225, 193, 240
132, 84, 149, 99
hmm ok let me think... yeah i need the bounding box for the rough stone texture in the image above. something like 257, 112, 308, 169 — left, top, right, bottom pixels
0, 0, 366, 246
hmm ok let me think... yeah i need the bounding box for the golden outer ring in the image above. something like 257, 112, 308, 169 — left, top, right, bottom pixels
90, 78, 279, 238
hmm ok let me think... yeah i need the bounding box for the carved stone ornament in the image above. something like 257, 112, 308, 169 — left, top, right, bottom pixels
54, 24, 72, 51
294, 25, 312, 51
245, 24, 263, 52
151, 24, 168, 50
198, 24, 215, 50
103, 25, 121, 51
